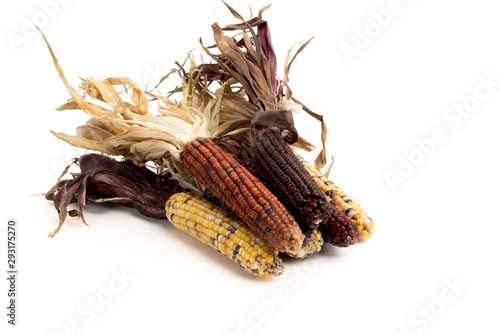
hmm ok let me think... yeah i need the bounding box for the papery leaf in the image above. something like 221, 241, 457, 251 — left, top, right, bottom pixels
291, 97, 328, 169
281, 37, 314, 100
222, 1, 246, 21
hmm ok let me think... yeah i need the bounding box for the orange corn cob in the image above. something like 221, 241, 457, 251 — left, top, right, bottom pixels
181, 137, 304, 253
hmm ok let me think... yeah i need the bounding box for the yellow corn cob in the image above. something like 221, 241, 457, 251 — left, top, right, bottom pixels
202, 187, 323, 259
165, 192, 284, 278
287, 228, 324, 259
295, 154, 375, 240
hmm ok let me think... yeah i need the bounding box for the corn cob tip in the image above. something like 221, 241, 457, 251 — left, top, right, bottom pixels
358, 219, 375, 240
319, 207, 360, 248
286, 228, 324, 259
263, 256, 285, 276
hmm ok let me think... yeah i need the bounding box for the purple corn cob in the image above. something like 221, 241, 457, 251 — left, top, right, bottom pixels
253, 130, 333, 228
318, 205, 359, 247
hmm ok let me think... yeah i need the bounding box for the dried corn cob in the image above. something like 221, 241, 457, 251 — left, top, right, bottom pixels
253, 130, 333, 228
319, 205, 359, 247
202, 186, 322, 258
287, 228, 323, 259
296, 153, 375, 240
181, 137, 304, 254
238, 158, 324, 257
166, 192, 284, 278
206, 183, 325, 259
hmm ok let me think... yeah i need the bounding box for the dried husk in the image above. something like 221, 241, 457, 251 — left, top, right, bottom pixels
41, 29, 227, 193
45, 154, 183, 237
196, 3, 327, 167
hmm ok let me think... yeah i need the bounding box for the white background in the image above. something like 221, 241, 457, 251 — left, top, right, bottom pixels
1, 0, 500, 332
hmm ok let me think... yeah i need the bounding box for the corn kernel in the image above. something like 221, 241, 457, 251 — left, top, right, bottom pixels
165, 192, 284, 278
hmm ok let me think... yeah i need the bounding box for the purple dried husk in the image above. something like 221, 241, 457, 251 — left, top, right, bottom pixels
45, 154, 184, 237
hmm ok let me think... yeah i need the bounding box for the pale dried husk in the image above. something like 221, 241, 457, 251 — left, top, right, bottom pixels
40, 30, 223, 193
